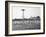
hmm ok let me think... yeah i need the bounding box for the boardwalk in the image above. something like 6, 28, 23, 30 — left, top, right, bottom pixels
12, 19, 40, 30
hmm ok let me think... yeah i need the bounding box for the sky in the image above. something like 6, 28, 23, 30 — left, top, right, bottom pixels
12, 6, 41, 19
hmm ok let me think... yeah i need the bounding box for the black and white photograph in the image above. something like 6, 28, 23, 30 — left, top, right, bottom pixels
12, 6, 41, 30
5, 1, 45, 36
